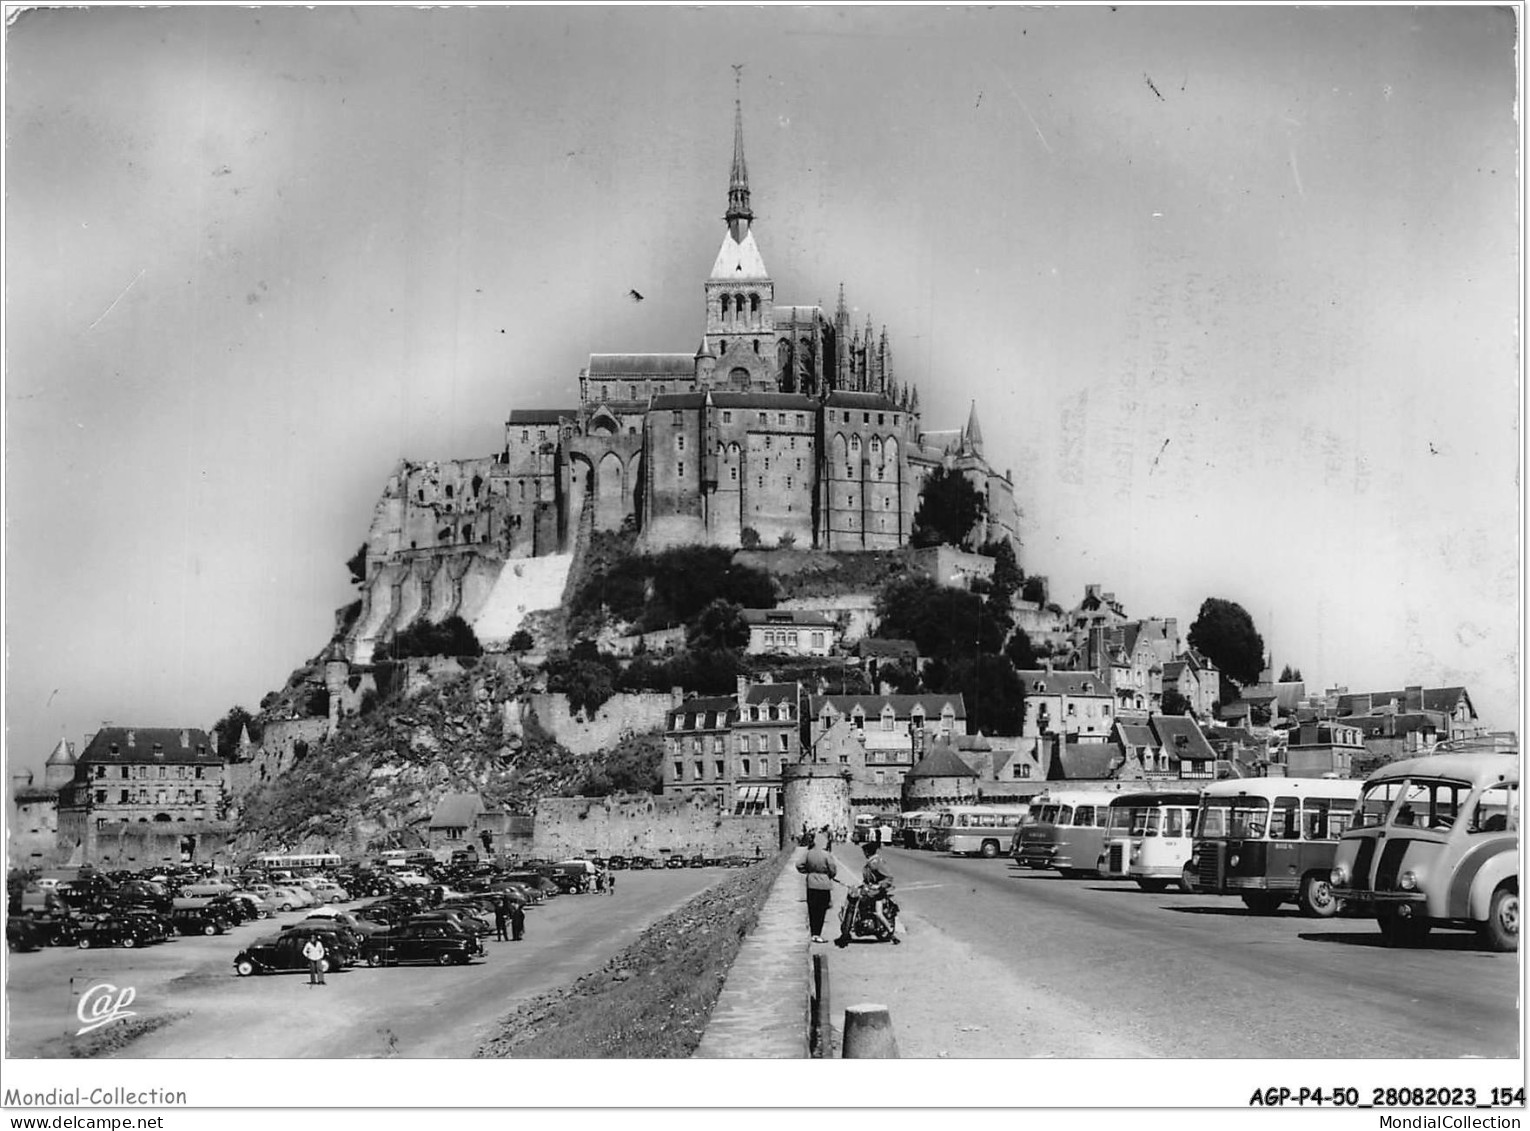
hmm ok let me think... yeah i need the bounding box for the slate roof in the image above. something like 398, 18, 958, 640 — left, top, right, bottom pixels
1117, 723, 1157, 749
587, 354, 696, 377
507, 409, 576, 425
45, 738, 75, 766
78, 728, 218, 765
824, 391, 900, 411
708, 392, 821, 411
742, 608, 836, 628
1015, 670, 1110, 696
741, 682, 799, 707
430, 793, 484, 830
1047, 743, 1120, 781
667, 696, 737, 731
811, 693, 967, 720
1151, 715, 1216, 761
906, 742, 977, 779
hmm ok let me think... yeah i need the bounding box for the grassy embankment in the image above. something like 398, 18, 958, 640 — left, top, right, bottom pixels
476, 852, 786, 1058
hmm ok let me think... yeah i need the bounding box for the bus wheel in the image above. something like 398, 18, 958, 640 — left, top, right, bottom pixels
980, 840, 999, 859
1480, 886, 1518, 953
1298, 873, 1340, 918
1240, 893, 1285, 915
1178, 864, 1198, 894
1136, 879, 1170, 893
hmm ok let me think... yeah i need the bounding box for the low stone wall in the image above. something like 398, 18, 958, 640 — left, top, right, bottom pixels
72, 821, 236, 869
513, 691, 676, 756
532, 793, 776, 859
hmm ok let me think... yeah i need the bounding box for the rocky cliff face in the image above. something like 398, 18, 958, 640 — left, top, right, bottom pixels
235, 661, 658, 855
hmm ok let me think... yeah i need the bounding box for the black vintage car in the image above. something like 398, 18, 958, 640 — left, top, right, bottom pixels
605, 856, 629, 871
665, 854, 688, 869
362, 923, 477, 967
76, 915, 159, 949
279, 923, 363, 964
628, 856, 655, 870
687, 854, 710, 869
7, 916, 48, 952
168, 907, 227, 936
234, 933, 351, 976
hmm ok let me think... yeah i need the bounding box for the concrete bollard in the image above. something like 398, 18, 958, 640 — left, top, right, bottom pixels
842, 1002, 899, 1058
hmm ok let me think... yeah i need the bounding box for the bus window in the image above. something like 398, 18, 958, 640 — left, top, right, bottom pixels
1197, 800, 1229, 838
1468, 782, 1518, 834
1143, 809, 1162, 836
1270, 796, 1300, 840
1106, 806, 1135, 835
1056, 806, 1074, 825
1127, 807, 1149, 836
1073, 806, 1095, 827
1415, 780, 1468, 831
1353, 781, 1404, 829
1228, 797, 1270, 839
1162, 808, 1185, 838
1301, 798, 1337, 840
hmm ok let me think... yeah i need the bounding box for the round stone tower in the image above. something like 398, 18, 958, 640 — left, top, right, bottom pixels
781, 762, 852, 848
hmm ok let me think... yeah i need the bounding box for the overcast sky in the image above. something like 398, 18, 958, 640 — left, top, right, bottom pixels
4, 5, 1520, 782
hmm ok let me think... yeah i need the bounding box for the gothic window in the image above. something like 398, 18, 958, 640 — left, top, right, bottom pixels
750, 293, 760, 317
850, 435, 861, 453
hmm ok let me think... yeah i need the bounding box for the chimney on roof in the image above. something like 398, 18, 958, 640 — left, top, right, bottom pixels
180, 729, 190, 748
126, 730, 136, 748
737, 675, 749, 710
1404, 685, 1424, 713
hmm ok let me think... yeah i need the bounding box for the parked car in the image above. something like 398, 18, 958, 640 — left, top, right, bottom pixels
628, 856, 655, 870
76, 915, 159, 949
665, 854, 688, 869
234, 933, 350, 976
605, 856, 628, 871
227, 892, 276, 919
407, 909, 492, 941
275, 923, 362, 965
687, 853, 709, 869
7, 916, 49, 952
362, 923, 478, 967
268, 886, 316, 912
168, 907, 228, 936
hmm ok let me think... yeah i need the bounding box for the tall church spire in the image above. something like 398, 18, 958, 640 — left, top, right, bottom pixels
725, 70, 753, 243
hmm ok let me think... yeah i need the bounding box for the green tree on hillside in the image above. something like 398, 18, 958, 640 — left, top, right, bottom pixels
911, 466, 985, 549
1278, 664, 1304, 682
383, 615, 483, 660
688, 599, 749, 651
214, 706, 262, 759
1187, 598, 1265, 701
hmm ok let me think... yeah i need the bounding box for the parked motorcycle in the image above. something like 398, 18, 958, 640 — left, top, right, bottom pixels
834, 884, 901, 946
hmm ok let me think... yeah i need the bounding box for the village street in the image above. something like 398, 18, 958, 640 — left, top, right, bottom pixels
824, 847, 1519, 1062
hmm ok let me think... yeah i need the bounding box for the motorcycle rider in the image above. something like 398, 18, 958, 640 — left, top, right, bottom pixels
855, 841, 899, 943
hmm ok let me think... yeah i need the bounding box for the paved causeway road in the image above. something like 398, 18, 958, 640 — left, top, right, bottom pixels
6, 867, 721, 1059
826, 847, 1520, 1060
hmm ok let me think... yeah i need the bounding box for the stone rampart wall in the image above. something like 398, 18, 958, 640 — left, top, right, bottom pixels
532, 793, 776, 859
513, 692, 676, 755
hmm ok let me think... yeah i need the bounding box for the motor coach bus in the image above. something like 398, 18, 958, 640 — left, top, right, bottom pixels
1012, 790, 1120, 875
1191, 778, 1363, 917
1097, 791, 1202, 891
252, 852, 342, 874
896, 810, 940, 850
1330, 752, 1518, 950
929, 806, 1032, 858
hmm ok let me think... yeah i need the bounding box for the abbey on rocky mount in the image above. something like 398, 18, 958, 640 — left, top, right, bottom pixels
356, 98, 1021, 618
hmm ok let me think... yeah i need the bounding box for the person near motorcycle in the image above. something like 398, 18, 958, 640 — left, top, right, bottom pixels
858, 841, 898, 943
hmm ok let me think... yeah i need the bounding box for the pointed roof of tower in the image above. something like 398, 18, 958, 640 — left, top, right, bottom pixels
46, 737, 75, 765
965, 400, 984, 453
709, 228, 770, 280
728, 98, 750, 214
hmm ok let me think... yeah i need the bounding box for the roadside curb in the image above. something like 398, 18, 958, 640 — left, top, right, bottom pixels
693, 849, 810, 1058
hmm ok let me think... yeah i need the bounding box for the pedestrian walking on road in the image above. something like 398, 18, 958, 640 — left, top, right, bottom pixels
606, 869, 615, 897
302, 937, 327, 985
493, 898, 509, 942
796, 832, 838, 944
510, 900, 525, 941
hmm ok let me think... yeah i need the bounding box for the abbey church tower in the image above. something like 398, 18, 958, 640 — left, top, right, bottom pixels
701, 97, 778, 392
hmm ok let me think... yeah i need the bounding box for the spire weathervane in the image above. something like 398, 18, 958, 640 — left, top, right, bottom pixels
726, 65, 753, 242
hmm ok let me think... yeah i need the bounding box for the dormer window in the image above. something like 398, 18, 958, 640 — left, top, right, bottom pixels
153, 744, 164, 758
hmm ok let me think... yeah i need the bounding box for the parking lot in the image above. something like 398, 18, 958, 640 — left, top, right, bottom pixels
6, 865, 722, 1058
